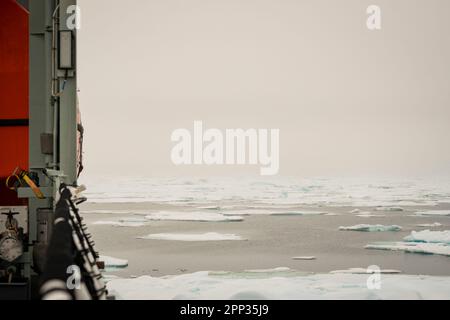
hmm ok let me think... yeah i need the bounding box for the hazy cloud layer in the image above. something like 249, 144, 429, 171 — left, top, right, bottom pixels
77, 0, 450, 177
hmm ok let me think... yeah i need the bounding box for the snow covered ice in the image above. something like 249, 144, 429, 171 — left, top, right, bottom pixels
404, 230, 450, 244
366, 230, 450, 257
223, 209, 329, 216
100, 256, 129, 269
366, 242, 450, 257
330, 268, 401, 274
80, 176, 450, 207
374, 207, 404, 212
414, 210, 450, 217
416, 223, 443, 228
106, 270, 450, 300
93, 218, 147, 227
339, 225, 402, 232
137, 232, 246, 241
356, 213, 386, 218
144, 211, 244, 222
80, 176, 450, 300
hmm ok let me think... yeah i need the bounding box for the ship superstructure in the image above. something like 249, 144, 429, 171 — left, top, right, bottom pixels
0, 0, 105, 300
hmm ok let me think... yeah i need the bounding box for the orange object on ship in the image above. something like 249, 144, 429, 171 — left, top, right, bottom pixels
0, 0, 29, 205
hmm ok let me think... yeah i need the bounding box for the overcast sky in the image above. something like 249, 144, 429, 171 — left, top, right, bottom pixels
77, 0, 450, 178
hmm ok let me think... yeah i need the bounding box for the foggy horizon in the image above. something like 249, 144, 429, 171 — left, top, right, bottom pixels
77, 0, 450, 178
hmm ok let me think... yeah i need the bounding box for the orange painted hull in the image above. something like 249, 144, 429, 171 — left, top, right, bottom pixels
0, 0, 29, 205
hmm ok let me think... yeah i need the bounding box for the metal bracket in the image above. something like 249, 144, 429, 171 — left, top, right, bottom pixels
17, 187, 54, 199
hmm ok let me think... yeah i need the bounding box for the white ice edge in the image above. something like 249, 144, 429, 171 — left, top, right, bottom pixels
224, 209, 329, 216
292, 256, 316, 261
80, 175, 450, 208
94, 221, 146, 227
137, 232, 246, 241
339, 224, 402, 232
144, 211, 244, 222
404, 230, 450, 244
330, 268, 401, 274
365, 242, 450, 256
100, 256, 129, 268
416, 223, 443, 228
106, 271, 450, 300
356, 214, 386, 218
414, 210, 450, 217
365, 229, 450, 256
89, 211, 244, 223
374, 207, 404, 212
93, 218, 147, 227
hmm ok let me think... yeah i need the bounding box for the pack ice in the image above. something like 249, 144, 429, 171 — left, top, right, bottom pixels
137, 232, 246, 241
366, 230, 450, 256
144, 211, 244, 222
106, 269, 450, 300
339, 224, 402, 232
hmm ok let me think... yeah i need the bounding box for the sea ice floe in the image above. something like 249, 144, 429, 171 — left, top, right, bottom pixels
404, 230, 450, 244
271, 211, 329, 216
339, 224, 402, 232
82, 209, 150, 215
210, 268, 308, 279
99, 256, 129, 269
366, 229, 450, 257
137, 232, 246, 242
365, 242, 450, 257
374, 207, 404, 212
414, 210, 450, 217
197, 206, 221, 210
244, 267, 292, 273
416, 223, 442, 228
225, 209, 328, 216
292, 256, 316, 261
356, 213, 386, 218
106, 270, 450, 300
330, 268, 401, 274
93, 217, 147, 227
144, 211, 243, 222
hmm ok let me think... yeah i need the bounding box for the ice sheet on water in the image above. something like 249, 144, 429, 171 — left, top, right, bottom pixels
93, 217, 148, 227
209, 268, 309, 279
339, 224, 402, 232
93, 220, 146, 227
137, 232, 246, 241
197, 206, 221, 210
82, 209, 150, 215
330, 268, 401, 274
414, 210, 450, 217
245, 267, 291, 273
270, 211, 329, 216
292, 256, 316, 260
356, 213, 386, 218
374, 207, 404, 212
416, 223, 442, 228
366, 229, 450, 257
79, 176, 450, 207
224, 209, 328, 216
106, 271, 450, 300
404, 230, 450, 244
365, 242, 450, 256
144, 211, 243, 222
100, 256, 129, 268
